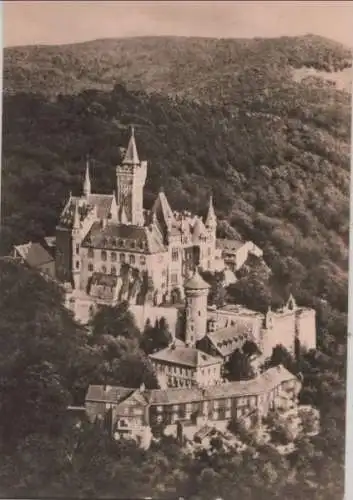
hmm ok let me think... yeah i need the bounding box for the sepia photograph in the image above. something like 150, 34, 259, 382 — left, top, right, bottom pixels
1, 1, 352, 499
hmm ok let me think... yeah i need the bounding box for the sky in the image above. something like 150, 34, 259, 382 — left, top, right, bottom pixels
3, 1, 353, 48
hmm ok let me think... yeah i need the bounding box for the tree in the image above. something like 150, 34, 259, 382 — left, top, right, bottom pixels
225, 349, 255, 381
140, 317, 172, 354
264, 344, 298, 375
90, 301, 140, 341
0, 259, 83, 448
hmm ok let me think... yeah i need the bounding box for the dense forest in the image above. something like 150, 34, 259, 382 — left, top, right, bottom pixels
1, 34, 351, 498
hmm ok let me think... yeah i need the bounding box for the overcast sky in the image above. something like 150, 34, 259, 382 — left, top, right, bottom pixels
3, 1, 353, 48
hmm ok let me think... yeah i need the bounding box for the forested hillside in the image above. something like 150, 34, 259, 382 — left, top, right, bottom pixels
2, 71, 350, 311
4, 35, 352, 98
1, 34, 351, 499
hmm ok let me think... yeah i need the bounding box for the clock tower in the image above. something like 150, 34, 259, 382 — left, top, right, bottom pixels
116, 126, 147, 226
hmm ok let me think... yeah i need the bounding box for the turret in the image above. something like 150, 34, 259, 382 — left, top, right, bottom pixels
184, 268, 210, 346
83, 157, 91, 198
205, 194, 217, 230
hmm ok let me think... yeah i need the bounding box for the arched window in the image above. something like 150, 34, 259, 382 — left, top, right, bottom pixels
129, 254, 135, 265
120, 253, 126, 263
111, 266, 117, 275
75, 261, 80, 269
102, 265, 107, 273
101, 250, 107, 261
111, 252, 117, 262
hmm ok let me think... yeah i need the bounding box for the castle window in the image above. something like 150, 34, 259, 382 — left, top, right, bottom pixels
88, 263, 94, 272
120, 253, 126, 263
198, 311, 201, 316
111, 252, 117, 262
76, 244, 80, 255
131, 240, 136, 249
102, 265, 107, 273
75, 261, 80, 269
140, 256, 146, 265
129, 254, 135, 265
101, 250, 107, 261
172, 248, 179, 261
88, 248, 94, 258
207, 247, 211, 256
111, 266, 117, 275
171, 273, 178, 285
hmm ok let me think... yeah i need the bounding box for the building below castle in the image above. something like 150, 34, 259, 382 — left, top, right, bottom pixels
85, 364, 301, 449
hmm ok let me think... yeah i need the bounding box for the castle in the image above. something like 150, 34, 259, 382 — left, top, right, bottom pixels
56, 126, 225, 309
52, 127, 317, 392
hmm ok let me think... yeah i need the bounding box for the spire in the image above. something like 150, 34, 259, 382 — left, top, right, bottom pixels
83, 156, 91, 197
123, 126, 140, 165
205, 194, 216, 227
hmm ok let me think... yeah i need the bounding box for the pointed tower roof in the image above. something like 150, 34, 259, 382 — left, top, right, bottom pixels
205, 194, 216, 227
83, 157, 91, 197
184, 268, 210, 290
123, 126, 140, 165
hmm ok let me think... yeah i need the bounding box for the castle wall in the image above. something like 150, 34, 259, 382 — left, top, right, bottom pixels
267, 311, 296, 355
296, 309, 316, 351
130, 304, 180, 336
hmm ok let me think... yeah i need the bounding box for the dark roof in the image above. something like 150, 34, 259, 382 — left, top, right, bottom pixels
82, 221, 166, 254
149, 345, 222, 368
184, 269, 210, 290
58, 194, 114, 228
206, 323, 254, 357
14, 242, 54, 268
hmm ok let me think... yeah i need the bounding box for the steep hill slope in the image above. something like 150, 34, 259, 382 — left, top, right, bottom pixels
4, 35, 352, 99
2, 79, 350, 311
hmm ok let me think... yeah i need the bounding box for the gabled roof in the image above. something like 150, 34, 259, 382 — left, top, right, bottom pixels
14, 242, 54, 268
151, 190, 175, 234
81, 221, 166, 254
149, 345, 222, 368
86, 194, 115, 219
206, 323, 255, 357
86, 385, 134, 403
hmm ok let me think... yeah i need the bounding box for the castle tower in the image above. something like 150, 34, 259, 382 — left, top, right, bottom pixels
184, 268, 210, 346
116, 126, 147, 226
83, 157, 91, 198
72, 202, 81, 290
